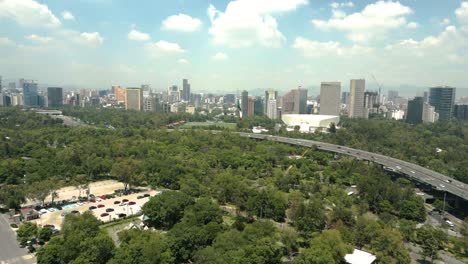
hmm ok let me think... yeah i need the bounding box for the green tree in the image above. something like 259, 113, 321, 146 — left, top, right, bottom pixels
17, 222, 38, 246
293, 230, 351, 264
417, 225, 448, 262
142, 191, 193, 229
0, 184, 26, 209
111, 159, 143, 192
37, 227, 53, 243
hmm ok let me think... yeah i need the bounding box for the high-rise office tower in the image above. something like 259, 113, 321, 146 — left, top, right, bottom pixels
406, 97, 423, 124
113, 85, 126, 104
267, 99, 278, 119
241, 90, 249, 117
0, 75, 2, 93
281, 87, 308, 114
248, 97, 255, 117
348, 79, 366, 118
341, 91, 349, 104
319, 82, 341, 116
144, 96, 159, 112
422, 102, 438, 123
125, 87, 143, 111
423, 91, 429, 103
168, 85, 180, 103
454, 104, 468, 120
224, 94, 235, 104
182, 79, 191, 102
388, 90, 398, 102
47, 87, 63, 108
429, 86, 456, 121
264, 90, 278, 114
23, 81, 39, 108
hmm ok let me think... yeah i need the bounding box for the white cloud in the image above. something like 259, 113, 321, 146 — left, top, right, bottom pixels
331, 2, 354, 9
145, 41, 186, 56
440, 18, 450, 26
0, 37, 15, 46
207, 0, 307, 48
312, 0, 413, 42
0, 0, 61, 27
79, 32, 104, 47
292, 37, 372, 57
26, 34, 53, 44
127, 30, 150, 41
62, 11, 75, 20
212, 52, 228, 60
407, 22, 418, 29
162, 14, 202, 32
178, 58, 189, 64
455, 2, 468, 23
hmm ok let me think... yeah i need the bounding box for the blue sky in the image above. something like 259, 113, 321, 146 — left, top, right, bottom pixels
0, 0, 467, 95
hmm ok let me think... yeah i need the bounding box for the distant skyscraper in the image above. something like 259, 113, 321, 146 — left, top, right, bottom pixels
454, 104, 468, 120
141, 84, 150, 92
224, 94, 235, 104
144, 96, 158, 112
0, 95, 11, 106
47, 87, 63, 108
422, 102, 438, 123
406, 97, 423, 124
241, 90, 249, 117
348, 79, 366, 118
341, 91, 349, 104
267, 99, 278, 119
0, 75, 2, 93
113, 85, 126, 104
281, 87, 308, 114
319, 82, 341, 116
125, 87, 143, 111
23, 81, 39, 108
248, 97, 255, 117
429, 86, 456, 121
168, 85, 180, 103
264, 90, 278, 114
182, 79, 191, 102
388, 90, 398, 102
423, 91, 429, 103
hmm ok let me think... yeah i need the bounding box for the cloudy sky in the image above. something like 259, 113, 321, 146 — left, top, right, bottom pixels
0, 0, 467, 95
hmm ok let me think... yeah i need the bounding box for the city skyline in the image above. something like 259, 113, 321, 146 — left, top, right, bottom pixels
0, 0, 468, 93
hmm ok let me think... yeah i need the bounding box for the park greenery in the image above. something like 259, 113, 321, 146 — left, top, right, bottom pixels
0, 107, 466, 263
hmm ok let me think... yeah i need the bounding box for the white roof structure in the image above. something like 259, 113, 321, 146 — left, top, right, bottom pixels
282, 114, 339, 133
344, 249, 376, 264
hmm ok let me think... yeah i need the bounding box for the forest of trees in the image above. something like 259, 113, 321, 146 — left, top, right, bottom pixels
0, 107, 466, 263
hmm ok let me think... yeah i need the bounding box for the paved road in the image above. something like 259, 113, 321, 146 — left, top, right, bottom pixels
406, 243, 464, 264
237, 133, 468, 201
0, 214, 36, 264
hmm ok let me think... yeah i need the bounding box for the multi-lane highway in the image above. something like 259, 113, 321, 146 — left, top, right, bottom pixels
238, 133, 468, 201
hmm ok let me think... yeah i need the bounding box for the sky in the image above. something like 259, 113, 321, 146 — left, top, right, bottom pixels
0, 0, 468, 96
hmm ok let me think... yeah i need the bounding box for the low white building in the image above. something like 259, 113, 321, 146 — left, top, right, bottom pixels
344, 249, 376, 264
282, 114, 339, 133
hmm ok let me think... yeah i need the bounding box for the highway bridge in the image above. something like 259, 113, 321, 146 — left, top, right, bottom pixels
237, 133, 468, 201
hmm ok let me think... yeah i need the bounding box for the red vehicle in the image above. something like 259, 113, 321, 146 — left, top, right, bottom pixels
89, 198, 96, 203
128, 201, 136, 205
100, 213, 109, 217
97, 204, 105, 208
100, 195, 107, 200
122, 199, 129, 203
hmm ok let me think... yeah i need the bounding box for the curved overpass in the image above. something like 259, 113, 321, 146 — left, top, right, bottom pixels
238, 133, 468, 201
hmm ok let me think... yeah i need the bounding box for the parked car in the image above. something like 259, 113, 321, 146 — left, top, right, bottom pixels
43, 224, 55, 229
137, 195, 144, 199
71, 210, 80, 214
122, 199, 129, 203
96, 198, 102, 202
114, 201, 121, 205
128, 201, 136, 205
89, 206, 97, 210
118, 213, 126, 218
106, 208, 114, 212
143, 194, 150, 197
100, 213, 109, 217
61, 212, 69, 217
97, 204, 105, 208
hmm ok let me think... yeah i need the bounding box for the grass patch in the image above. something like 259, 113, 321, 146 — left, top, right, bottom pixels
180, 122, 237, 129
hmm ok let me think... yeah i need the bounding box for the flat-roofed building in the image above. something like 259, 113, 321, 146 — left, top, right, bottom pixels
125, 87, 143, 111
319, 82, 341, 116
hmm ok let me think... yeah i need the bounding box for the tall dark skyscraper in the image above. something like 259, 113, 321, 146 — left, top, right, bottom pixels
0, 75, 3, 93
429, 86, 456, 121
23, 81, 39, 108
281, 87, 308, 114
341, 91, 349, 104
182, 79, 191, 102
454, 104, 468, 120
241, 90, 249, 117
406, 97, 423, 124
47, 87, 63, 108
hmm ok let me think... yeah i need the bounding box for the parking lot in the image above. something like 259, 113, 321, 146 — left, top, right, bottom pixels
31, 190, 159, 229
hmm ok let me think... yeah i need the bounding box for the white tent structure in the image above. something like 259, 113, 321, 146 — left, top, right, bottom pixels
344, 249, 376, 264
282, 114, 339, 133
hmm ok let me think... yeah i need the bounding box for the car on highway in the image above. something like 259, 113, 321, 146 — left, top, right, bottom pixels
396, 166, 401, 170
445, 220, 455, 227
445, 179, 452, 183
439, 184, 445, 188
410, 171, 415, 174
